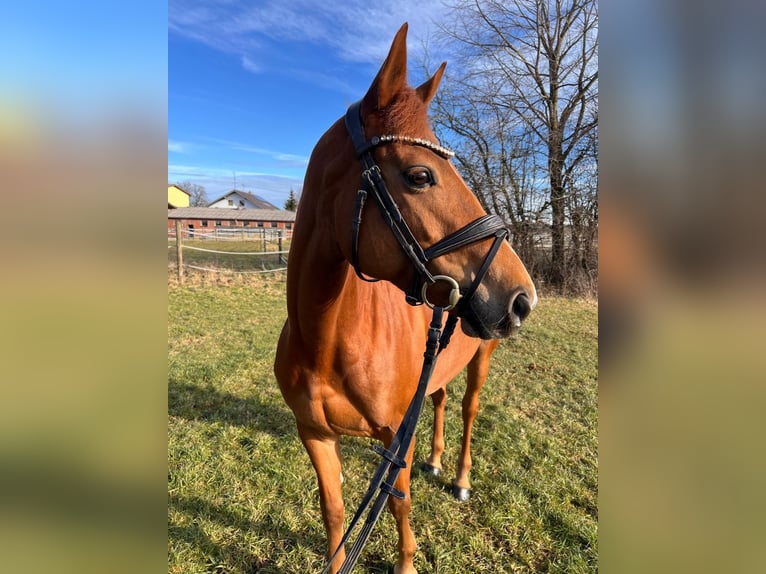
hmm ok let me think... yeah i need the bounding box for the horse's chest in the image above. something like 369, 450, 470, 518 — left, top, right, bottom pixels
325, 348, 421, 433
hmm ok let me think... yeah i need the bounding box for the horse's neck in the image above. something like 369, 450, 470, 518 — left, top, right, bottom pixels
286, 137, 405, 352
286, 217, 363, 349
288, 244, 350, 314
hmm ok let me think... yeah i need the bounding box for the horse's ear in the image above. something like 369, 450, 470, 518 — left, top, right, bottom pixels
362, 23, 409, 112
416, 61, 447, 105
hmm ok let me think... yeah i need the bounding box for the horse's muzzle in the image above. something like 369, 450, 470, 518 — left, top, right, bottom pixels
460, 290, 535, 339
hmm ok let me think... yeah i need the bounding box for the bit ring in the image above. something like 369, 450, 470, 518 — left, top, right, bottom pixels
422, 275, 462, 311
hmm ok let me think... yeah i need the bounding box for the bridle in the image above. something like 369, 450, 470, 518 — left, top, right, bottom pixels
346, 100, 509, 330
320, 102, 512, 573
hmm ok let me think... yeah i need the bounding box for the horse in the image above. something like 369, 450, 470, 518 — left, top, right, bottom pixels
274, 23, 537, 574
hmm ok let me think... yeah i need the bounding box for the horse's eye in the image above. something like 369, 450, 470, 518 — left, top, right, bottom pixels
403, 166, 434, 189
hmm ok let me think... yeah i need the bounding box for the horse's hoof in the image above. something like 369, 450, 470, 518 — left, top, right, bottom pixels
419, 462, 442, 477
451, 484, 472, 502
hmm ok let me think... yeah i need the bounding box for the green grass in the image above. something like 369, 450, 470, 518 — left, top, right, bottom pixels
168, 280, 597, 573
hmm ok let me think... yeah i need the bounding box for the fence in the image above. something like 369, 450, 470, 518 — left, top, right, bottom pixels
169, 220, 289, 284
167, 226, 293, 242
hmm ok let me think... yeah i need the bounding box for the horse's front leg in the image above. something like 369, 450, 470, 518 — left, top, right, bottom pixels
421, 387, 447, 477
298, 426, 345, 573
386, 435, 418, 574
453, 340, 498, 501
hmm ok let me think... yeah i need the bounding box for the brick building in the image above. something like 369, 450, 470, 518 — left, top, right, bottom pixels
167, 207, 296, 238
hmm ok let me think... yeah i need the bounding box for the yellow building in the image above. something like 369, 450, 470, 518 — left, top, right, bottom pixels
168, 184, 190, 208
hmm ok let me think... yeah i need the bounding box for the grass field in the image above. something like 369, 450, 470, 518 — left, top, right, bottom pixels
168, 278, 597, 573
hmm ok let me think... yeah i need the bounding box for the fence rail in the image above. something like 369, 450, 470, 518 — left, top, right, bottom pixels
170, 220, 290, 283
167, 226, 293, 241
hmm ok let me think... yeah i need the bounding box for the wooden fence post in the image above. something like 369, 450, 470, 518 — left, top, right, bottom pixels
278, 230, 283, 264
175, 219, 184, 285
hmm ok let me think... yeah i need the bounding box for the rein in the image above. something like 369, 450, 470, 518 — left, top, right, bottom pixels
322, 306, 453, 574
322, 101, 509, 572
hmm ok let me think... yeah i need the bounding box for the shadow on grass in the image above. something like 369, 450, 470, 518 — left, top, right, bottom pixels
413, 462, 463, 499
169, 492, 400, 574
169, 378, 296, 439
169, 493, 326, 574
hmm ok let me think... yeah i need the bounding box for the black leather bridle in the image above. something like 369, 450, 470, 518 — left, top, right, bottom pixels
345, 100, 509, 332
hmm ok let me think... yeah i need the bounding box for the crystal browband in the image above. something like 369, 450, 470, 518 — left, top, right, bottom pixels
370, 134, 455, 159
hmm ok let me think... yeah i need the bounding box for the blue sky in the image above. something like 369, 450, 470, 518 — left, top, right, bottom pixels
169, 0, 451, 207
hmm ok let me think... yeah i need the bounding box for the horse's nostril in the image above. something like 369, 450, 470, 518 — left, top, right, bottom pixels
511, 293, 532, 322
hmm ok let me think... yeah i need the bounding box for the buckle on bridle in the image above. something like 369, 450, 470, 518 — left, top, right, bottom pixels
362, 165, 381, 186
421, 275, 462, 311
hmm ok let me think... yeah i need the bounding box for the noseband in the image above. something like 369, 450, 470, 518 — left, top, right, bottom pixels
345, 100, 509, 320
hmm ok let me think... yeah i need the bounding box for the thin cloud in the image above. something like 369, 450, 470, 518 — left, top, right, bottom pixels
167, 164, 213, 178
168, 164, 304, 185
169, 0, 449, 82
204, 138, 310, 167
287, 67, 360, 98
240, 55, 260, 73
168, 140, 190, 154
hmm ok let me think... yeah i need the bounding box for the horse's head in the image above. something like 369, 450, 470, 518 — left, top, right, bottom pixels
314, 23, 536, 338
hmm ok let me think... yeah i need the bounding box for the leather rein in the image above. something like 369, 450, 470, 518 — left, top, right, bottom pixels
321, 101, 510, 573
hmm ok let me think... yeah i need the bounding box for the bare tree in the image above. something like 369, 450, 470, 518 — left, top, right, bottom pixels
431, 86, 547, 273
566, 107, 598, 286
434, 0, 598, 290
176, 181, 207, 207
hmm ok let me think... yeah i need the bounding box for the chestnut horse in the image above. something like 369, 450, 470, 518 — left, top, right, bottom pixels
274, 24, 537, 574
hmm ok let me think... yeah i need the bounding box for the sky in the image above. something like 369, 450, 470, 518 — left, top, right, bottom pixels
168, 0, 453, 208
